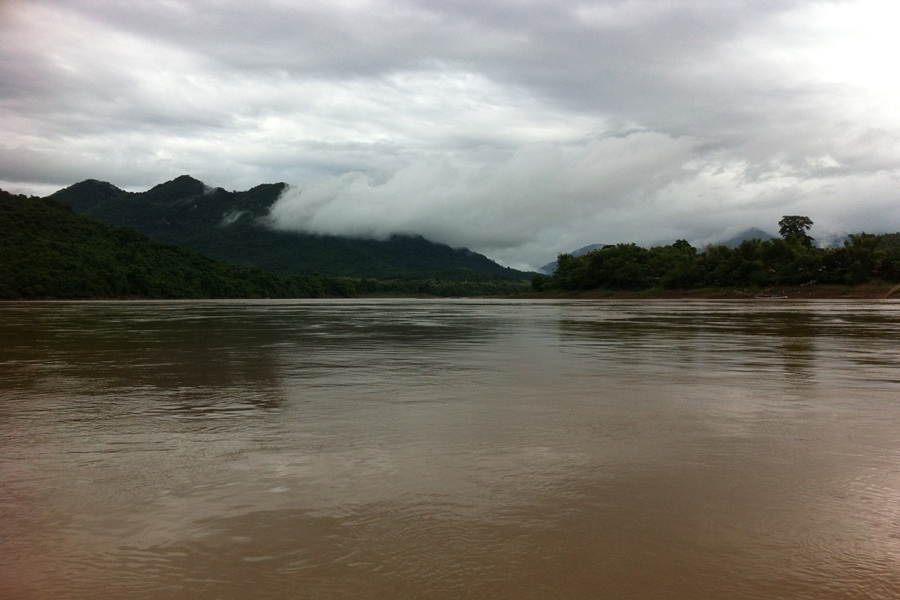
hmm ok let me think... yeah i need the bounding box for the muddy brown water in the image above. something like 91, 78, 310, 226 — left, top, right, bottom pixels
2, 299, 899, 599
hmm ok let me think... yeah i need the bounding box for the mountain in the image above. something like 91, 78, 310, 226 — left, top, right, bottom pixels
539, 243, 609, 274
1, 189, 530, 299
51, 175, 530, 281
0, 189, 332, 299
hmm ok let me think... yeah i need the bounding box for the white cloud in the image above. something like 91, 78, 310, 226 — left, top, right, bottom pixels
267, 132, 697, 253
2, 0, 899, 269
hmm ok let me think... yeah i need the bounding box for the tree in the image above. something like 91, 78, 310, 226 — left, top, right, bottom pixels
553, 253, 583, 289
531, 274, 549, 292
778, 215, 814, 248
843, 233, 881, 284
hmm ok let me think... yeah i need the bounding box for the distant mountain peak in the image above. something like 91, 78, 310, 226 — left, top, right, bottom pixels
146, 175, 206, 197
64, 178, 123, 197
50, 179, 126, 212
171, 174, 204, 185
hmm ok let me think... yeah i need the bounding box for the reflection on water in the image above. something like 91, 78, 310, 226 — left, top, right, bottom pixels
2, 299, 900, 599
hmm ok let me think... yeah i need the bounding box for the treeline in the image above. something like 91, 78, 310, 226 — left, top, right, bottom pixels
536, 222, 900, 293
0, 190, 527, 299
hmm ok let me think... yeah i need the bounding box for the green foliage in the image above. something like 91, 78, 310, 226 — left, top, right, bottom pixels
877, 232, 900, 249
531, 274, 550, 291
546, 227, 900, 292
842, 233, 881, 285
0, 190, 528, 299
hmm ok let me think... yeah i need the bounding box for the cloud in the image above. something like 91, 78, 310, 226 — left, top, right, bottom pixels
2, 0, 899, 269
267, 131, 696, 247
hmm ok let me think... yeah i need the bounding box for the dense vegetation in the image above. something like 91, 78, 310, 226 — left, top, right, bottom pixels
0, 190, 528, 299
535, 216, 900, 293
51, 175, 529, 281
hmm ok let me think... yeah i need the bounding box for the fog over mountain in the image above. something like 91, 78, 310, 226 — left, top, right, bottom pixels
2, 1, 898, 270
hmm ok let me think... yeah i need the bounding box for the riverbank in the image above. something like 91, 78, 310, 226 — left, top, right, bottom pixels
4, 282, 899, 301
517, 282, 900, 300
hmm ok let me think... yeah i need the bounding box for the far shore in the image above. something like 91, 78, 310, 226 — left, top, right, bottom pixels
4, 282, 900, 302
515, 282, 900, 300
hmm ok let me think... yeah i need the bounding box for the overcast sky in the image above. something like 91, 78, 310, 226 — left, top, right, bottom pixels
2, 0, 898, 269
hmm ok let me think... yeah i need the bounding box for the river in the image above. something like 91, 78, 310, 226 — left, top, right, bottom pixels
1, 299, 899, 599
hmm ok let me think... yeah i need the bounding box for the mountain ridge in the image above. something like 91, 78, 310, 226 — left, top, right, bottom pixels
52, 175, 530, 281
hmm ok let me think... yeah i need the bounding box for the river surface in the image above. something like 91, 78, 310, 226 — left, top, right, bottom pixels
1, 299, 899, 599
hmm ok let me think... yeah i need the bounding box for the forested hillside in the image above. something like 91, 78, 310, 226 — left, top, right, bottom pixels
51, 175, 529, 281
0, 190, 529, 299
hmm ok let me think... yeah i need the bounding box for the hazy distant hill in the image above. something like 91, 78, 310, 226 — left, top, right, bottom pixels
719, 228, 775, 248
52, 175, 529, 281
